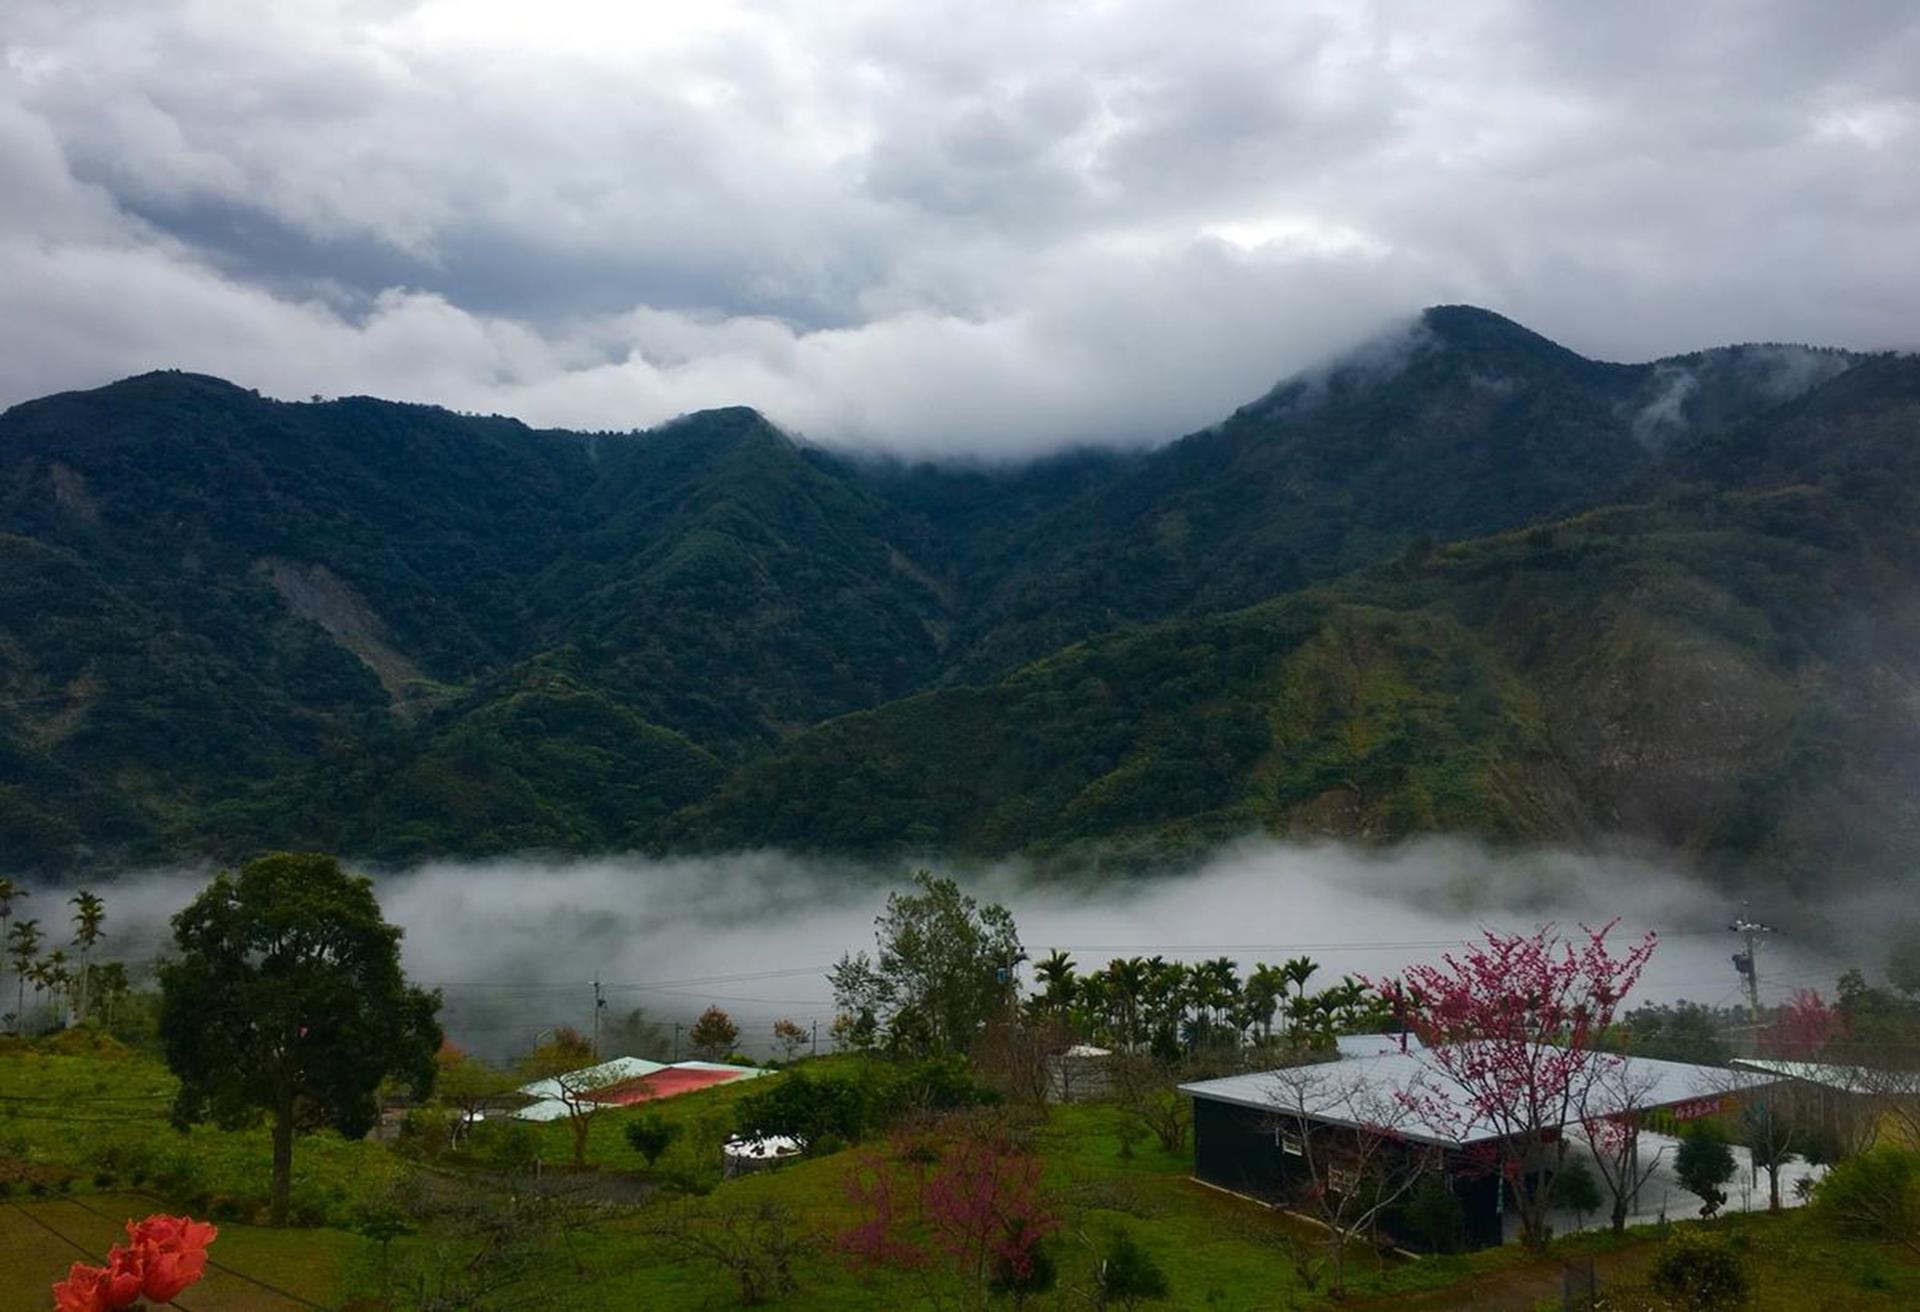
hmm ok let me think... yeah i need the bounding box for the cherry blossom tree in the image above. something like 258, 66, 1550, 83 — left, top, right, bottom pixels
838, 1120, 1059, 1310
1762, 988, 1840, 1059
1380, 921, 1657, 1249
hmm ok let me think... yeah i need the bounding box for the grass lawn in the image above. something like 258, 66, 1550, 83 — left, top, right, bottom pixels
9, 1039, 1920, 1310
0, 1032, 402, 1227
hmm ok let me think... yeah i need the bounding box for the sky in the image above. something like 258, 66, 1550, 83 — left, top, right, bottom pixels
2, 0, 1916, 458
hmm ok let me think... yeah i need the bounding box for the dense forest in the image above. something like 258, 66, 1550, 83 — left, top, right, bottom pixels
3, 305, 1914, 890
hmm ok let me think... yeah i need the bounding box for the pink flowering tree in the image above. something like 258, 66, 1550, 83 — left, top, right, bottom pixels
1380, 922, 1656, 1249
837, 1122, 1059, 1310
1762, 988, 1839, 1060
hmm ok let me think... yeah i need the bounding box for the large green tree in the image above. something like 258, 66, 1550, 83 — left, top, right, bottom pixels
829, 871, 1022, 1057
159, 852, 442, 1224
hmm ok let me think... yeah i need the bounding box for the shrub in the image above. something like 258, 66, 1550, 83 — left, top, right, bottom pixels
1647, 1230, 1749, 1311
1095, 1229, 1171, 1308
1814, 1145, 1920, 1252
625, 1113, 683, 1167
397, 1105, 455, 1161
1400, 1173, 1467, 1253
467, 1119, 540, 1173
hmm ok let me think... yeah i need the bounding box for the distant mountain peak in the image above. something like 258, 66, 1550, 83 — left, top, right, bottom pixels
1417, 304, 1588, 364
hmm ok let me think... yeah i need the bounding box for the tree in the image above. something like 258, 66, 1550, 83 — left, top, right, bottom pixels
7, 917, 41, 1033
1761, 988, 1839, 1059
1549, 1156, 1603, 1232
1263, 1060, 1441, 1295
1031, 949, 1077, 1021
69, 890, 105, 1025
625, 1112, 683, 1167
158, 853, 442, 1225
772, 1017, 809, 1062
690, 1006, 741, 1060
643, 1200, 812, 1305
521, 1028, 618, 1168
1093, 1228, 1171, 1309
433, 1042, 518, 1138
1382, 921, 1657, 1249
839, 1120, 1059, 1312
1578, 1057, 1670, 1235
830, 871, 1022, 1058
0, 878, 24, 1034
1111, 1054, 1189, 1154
1674, 1125, 1736, 1220
601, 1006, 671, 1061
88, 960, 131, 1032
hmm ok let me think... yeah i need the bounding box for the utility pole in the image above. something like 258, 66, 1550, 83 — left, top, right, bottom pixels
591, 977, 606, 1059
672, 1021, 683, 1061
810, 1018, 818, 1058
1731, 911, 1775, 1053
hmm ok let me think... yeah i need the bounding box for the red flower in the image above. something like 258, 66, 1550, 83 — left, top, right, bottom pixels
50, 1213, 218, 1310
125, 1214, 218, 1302
101, 1247, 145, 1307
50, 1263, 112, 1312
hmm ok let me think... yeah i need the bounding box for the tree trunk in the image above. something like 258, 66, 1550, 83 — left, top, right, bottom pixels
1610, 1195, 1628, 1235
270, 1100, 295, 1226
1767, 1164, 1781, 1213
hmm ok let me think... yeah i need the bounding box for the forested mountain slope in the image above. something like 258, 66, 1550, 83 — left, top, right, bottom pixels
0, 310, 1900, 881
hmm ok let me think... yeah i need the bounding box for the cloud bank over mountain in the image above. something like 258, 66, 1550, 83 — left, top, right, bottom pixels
2, 0, 1917, 457
42, 838, 1856, 1058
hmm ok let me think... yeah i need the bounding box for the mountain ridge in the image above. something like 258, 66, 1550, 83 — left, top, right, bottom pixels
1, 310, 1909, 886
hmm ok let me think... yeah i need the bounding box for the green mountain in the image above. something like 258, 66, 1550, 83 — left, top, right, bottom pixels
0, 309, 1905, 887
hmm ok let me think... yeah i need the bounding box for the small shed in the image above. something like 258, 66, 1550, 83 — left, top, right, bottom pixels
1048, 1044, 1114, 1102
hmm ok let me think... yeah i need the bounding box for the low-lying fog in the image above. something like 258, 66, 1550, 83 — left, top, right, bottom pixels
38, 838, 1872, 1060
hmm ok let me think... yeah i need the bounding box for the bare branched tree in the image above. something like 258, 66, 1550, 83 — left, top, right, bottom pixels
1263, 1061, 1441, 1296
1577, 1056, 1669, 1234
643, 1199, 813, 1305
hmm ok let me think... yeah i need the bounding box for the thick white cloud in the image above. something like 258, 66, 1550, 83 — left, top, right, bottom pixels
1, 0, 1915, 457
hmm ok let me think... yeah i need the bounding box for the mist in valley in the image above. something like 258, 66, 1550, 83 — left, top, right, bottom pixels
30, 837, 1872, 1061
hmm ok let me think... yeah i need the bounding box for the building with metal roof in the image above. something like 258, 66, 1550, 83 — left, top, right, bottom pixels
1181, 1044, 1808, 1248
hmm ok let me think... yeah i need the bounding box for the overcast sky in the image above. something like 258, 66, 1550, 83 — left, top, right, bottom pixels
3, 1, 1915, 458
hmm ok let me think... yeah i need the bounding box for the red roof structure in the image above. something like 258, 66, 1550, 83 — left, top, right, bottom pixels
588, 1061, 767, 1107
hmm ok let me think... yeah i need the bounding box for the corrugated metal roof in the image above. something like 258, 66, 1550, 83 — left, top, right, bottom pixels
1334, 1034, 1419, 1059
1730, 1057, 1909, 1095
514, 1058, 770, 1120
1181, 1045, 1767, 1147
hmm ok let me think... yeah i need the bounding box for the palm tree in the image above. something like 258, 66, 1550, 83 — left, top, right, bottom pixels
1281, 955, 1319, 1044
70, 890, 105, 1025
91, 961, 130, 1031
1070, 969, 1111, 1046
7, 918, 41, 1034
1105, 957, 1149, 1052
43, 949, 71, 1027
1033, 949, 1077, 1019
0, 879, 25, 1034
1246, 963, 1287, 1042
